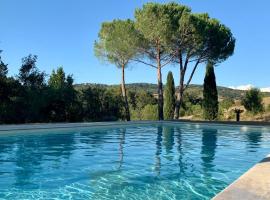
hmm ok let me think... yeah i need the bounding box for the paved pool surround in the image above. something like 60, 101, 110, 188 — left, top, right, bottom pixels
1, 120, 270, 200
213, 154, 270, 200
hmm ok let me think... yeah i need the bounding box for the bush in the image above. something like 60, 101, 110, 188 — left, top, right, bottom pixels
130, 108, 141, 120
220, 97, 235, 110
266, 104, 270, 112
82, 86, 124, 121
241, 88, 264, 114
129, 90, 157, 120
141, 104, 158, 120
181, 102, 203, 118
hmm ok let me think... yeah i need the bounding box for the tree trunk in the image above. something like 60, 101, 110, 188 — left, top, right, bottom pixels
174, 68, 185, 119
121, 65, 130, 121
157, 45, 164, 120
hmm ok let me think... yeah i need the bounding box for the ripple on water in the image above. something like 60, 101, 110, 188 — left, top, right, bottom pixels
0, 123, 270, 199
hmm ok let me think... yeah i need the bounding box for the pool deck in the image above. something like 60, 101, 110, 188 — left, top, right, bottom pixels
213, 154, 270, 200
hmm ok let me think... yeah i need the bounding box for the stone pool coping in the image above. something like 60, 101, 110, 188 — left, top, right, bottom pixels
212, 154, 270, 200
1, 120, 270, 200
0, 120, 270, 132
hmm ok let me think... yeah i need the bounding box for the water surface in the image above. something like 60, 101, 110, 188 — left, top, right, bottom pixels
0, 122, 269, 199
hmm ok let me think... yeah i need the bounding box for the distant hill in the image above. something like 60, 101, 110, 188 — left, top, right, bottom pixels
74, 83, 270, 100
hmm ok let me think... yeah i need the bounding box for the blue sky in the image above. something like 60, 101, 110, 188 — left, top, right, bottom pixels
0, 0, 269, 88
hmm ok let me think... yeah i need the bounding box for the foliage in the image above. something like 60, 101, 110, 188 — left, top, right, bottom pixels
185, 92, 203, 106
129, 90, 157, 120
48, 67, 66, 89
141, 104, 158, 120
134, 2, 181, 120
241, 88, 264, 114
164, 71, 175, 120
171, 11, 235, 65
267, 104, 270, 112
179, 91, 204, 118
180, 103, 203, 118
16, 55, 48, 122
0, 51, 8, 78
168, 2, 235, 119
82, 86, 124, 121
135, 2, 179, 50
45, 67, 82, 122
220, 97, 235, 110
0, 55, 126, 124
95, 19, 140, 68
18, 54, 46, 88
75, 83, 259, 100
95, 19, 141, 121
0, 53, 25, 123
203, 62, 218, 120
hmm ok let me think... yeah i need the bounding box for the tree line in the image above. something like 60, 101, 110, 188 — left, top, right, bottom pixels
0, 53, 130, 124
0, 52, 162, 124
0, 50, 264, 124
94, 2, 235, 121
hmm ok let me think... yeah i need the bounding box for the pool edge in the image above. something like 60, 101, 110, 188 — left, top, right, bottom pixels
0, 120, 270, 132
212, 154, 270, 200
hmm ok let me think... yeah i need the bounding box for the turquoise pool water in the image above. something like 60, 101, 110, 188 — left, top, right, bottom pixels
0, 122, 270, 199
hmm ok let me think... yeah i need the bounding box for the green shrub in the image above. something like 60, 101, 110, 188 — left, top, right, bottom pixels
141, 104, 158, 120
266, 104, 270, 112
220, 97, 235, 110
130, 108, 141, 120
241, 88, 264, 114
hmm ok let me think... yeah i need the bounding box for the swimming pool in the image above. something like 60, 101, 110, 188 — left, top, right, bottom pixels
0, 122, 269, 199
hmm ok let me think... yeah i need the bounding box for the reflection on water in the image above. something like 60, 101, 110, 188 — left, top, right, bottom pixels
175, 127, 185, 175
14, 139, 43, 188
118, 128, 125, 169
246, 131, 262, 148
200, 128, 218, 194
163, 126, 174, 159
201, 128, 218, 169
0, 124, 269, 200
155, 126, 162, 175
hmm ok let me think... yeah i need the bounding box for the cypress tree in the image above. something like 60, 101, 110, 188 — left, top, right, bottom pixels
203, 62, 219, 120
164, 71, 176, 120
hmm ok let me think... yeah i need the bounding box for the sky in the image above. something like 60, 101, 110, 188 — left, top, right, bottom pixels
0, 0, 270, 89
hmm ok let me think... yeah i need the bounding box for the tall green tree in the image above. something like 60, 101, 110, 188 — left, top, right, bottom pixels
18, 54, 46, 88
0, 52, 10, 123
95, 19, 141, 121
17, 55, 47, 122
0, 51, 26, 124
0, 51, 9, 103
0, 51, 8, 78
171, 10, 235, 119
48, 67, 66, 89
203, 62, 218, 120
134, 2, 179, 120
47, 67, 82, 122
241, 88, 263, 114
164, 71, 175, 120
